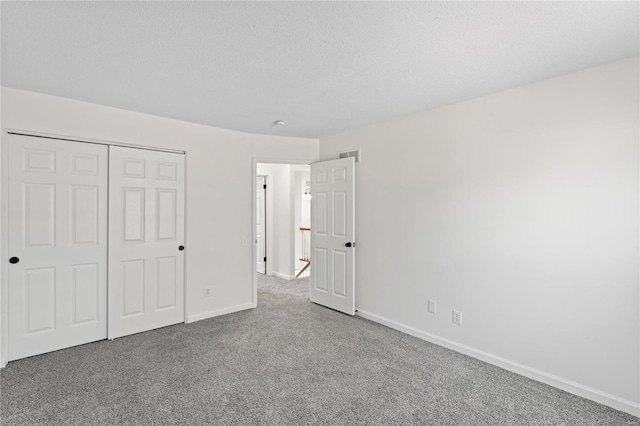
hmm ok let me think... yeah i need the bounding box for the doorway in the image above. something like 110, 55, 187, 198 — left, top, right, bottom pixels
251, 157, 356, 315
253, 162, 310, 303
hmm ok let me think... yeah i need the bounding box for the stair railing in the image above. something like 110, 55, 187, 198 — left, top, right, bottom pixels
296, 227, 311, 278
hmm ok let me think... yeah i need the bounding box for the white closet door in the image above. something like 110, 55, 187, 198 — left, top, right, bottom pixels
7, 135, 108, 361
108, 146, 185, 339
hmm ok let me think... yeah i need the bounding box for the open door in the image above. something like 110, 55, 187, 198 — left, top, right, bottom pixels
309, 157, 355, 315
256, 176, 266, 274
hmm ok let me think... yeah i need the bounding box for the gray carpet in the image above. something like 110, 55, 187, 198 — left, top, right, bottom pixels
1, 274, 638, 425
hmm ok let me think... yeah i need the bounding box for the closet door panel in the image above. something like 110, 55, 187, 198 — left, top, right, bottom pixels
108, 147, 185, 339
7, 135, 108, 361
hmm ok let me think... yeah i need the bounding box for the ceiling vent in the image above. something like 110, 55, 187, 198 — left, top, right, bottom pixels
338, 149, 361, 163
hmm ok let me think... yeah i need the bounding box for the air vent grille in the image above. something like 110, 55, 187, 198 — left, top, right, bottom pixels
338, 149, 361, 163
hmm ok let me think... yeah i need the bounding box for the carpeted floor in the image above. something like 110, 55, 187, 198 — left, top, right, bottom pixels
1, 274, 638, 425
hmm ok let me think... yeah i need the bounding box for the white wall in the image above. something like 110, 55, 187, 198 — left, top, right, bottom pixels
320, 57, 639, 414
0, 88, 319, 363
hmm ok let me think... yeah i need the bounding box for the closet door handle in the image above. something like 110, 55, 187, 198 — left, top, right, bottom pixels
178, 246, 185, 251
9, 257, 19, 264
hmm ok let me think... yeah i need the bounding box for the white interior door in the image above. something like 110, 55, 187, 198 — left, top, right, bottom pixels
7, 134, 108, 361
108, 146, 185, 339
256, 176, 266, 274
310, 157, 355, 315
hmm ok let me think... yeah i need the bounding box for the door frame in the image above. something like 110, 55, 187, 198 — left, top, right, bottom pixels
0, 129, 188, 366
251, 157, 310, 307
256, 174, 268, 275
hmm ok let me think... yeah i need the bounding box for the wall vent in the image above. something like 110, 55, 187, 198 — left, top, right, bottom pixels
338, 149, 361, 163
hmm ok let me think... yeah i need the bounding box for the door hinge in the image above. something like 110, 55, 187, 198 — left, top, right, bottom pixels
263, 184, 267, 189
264, 257, 267, 262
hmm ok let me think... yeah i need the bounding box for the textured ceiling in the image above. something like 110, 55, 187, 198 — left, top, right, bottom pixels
2, 1, 638, 138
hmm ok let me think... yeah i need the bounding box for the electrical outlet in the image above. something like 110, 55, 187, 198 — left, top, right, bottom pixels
204, 287, 211, 298
452, 310, 462, 325
427, 300, 437, 314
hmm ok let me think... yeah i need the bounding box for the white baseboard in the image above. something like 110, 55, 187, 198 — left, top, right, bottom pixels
186, 302, 254, 324
271, 271, 293, 280
0, 357, 6, 369
355, 309, 639, 418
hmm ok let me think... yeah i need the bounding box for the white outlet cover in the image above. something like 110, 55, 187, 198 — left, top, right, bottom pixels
452, 310, 462, 325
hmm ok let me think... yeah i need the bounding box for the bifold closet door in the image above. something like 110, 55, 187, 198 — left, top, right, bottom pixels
108, 146, 185, 339
7, 135, 108, 361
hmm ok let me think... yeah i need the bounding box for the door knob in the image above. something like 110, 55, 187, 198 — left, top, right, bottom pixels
178, 245, 185, 251
345, 242, 352, 247
9, 257, 19, 264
